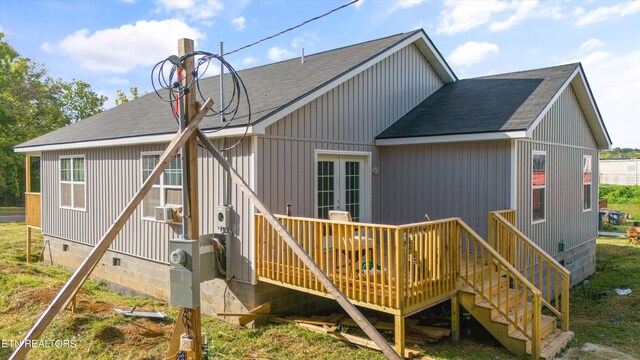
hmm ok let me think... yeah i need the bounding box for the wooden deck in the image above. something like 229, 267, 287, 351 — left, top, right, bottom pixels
255, 211, 573, 358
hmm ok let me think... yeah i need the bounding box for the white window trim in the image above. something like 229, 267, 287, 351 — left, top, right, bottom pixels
59, 155, 86, 211
313, 150, 372, 223
531, 150, 546, 225
583, 155, 592, 212
140, 151, 183, 222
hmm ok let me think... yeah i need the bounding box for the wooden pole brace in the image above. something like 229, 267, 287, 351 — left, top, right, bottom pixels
195, 130, 401, 360
9, 98, 213, 360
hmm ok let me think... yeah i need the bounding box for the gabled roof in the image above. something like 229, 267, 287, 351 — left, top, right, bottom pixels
16, 29, 456, 152
376, 63, 611, 149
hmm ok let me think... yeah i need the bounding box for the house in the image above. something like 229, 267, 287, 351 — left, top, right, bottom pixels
599, 158, 640, 185
16, 29, 610, 358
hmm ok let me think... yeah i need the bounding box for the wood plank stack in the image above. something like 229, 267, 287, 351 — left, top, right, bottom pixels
270, 313, 450, 357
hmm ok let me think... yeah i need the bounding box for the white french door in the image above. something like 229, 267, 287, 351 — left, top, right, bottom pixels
316, 153, 369, 222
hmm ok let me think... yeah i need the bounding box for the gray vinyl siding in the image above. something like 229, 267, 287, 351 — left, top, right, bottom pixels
41, 138, 255, 282
515, 85, 599, 257
532, 85, 598, 149
258, 43, 444, 222
379, 141, 512, 237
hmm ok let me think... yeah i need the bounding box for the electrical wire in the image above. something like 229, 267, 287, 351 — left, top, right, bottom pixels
151, 0, 358, 151
151, 51, 252, 151
223, 0, 360, 57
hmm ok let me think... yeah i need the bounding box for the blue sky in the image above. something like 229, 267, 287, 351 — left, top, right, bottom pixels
1, 0, 639, 147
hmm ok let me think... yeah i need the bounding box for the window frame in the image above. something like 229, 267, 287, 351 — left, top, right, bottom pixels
583, 155, 592, 212
140, 151, 183, 221
531, 150, 546, 225
59, 155, 86, 211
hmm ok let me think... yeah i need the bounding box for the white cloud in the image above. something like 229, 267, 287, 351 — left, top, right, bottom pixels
387, 0, 427, 14
231, 16, 246, 31
489, 0, 539, 31
354, 0, 365, 8
291, 31, 320, 49
581, 49, 640, 147
41, 42, 53, 53
267, 46, 294, 62
58, 19, 205, 73
242, 56, 257, 65
102, 76, 129, 86
448, 41, 499, 67
155, 0, 224, 21
438, 0, 509, 35
576, 1, 640, 26
578, 51, 610, 67
438, 0, 562, 35
580, 38, 605, 51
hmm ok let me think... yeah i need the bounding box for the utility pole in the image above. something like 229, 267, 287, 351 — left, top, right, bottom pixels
169, 38, 203, 360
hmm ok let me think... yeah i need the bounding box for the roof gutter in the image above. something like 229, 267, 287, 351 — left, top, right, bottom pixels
14, 125, 259, 153
375, 130, 527, 146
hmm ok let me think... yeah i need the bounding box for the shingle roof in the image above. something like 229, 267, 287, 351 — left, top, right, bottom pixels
18, 30, 429, 149
376, 63, 579, 139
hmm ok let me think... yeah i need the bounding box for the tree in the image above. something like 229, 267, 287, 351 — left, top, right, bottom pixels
115, 86, 141, 105
0, 33, 107, 205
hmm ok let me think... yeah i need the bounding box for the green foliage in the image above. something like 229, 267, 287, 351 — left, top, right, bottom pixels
600, 147, 640, 159
0, 33, 106, 205
599, 185, 640, 205
114, 86, 140, 106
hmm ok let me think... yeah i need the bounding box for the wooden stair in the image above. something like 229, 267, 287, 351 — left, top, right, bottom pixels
458, 268, 573, 359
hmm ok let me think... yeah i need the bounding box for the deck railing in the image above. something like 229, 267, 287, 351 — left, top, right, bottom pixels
458, 220, 542, 359
25, 192, 41, 228
487, 210, 570, 331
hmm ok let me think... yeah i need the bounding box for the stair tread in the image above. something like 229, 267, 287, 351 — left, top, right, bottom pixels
539, 330, 574, 359
507, 314, 556, 340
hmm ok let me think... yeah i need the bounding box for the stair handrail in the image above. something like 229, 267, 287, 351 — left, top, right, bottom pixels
488, 211, 570, 332
457, 220, 542, 359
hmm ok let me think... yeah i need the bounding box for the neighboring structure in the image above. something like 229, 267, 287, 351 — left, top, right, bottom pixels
16, 29, 610, 356
599, 159, 640, 185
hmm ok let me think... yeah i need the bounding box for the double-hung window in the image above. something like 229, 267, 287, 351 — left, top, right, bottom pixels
141, 152, 182, 220
532, 151, 546, 223
583, 155, 592, 211
60, 156, 86, 210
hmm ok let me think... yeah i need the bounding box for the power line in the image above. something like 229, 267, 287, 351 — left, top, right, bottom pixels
224, 0, 359, 57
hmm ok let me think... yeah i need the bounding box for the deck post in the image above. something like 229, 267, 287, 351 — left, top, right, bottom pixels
394, 315, 405, 356
451, 294, 459, 343
25, 154, 31, 263
487, 213, 494, 249
561, 275, 570, 331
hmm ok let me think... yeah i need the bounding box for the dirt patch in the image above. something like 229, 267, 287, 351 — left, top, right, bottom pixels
2, 287, 59, 313
121, 318, 172, 339
561, 343, 636, 360
79, 300, 113, 313
94, 324, 124, 343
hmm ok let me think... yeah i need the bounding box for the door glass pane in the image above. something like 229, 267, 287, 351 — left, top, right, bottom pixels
317, 161, 334, 219
345, 161, 360, 222
165, 188, 182, 205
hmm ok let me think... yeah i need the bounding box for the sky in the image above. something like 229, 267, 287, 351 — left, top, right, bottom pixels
0, 0, 639, 147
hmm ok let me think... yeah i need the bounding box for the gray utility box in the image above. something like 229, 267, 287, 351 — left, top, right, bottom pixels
169, 239, 200, 308
198, 234, 216, 282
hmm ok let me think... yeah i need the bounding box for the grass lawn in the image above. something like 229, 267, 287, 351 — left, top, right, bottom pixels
569, 237, 640, 357
0, 223, 638, 359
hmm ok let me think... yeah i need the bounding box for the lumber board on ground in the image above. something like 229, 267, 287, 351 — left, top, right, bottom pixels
10, 99, 213, 360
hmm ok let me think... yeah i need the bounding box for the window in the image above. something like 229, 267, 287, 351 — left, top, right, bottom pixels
532, 151, 546, 223
141, 152, 182, 220
60, 156, 85, 210
583, 155, 592, 211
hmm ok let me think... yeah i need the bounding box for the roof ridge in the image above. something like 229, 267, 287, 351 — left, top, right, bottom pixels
468, 62, 580, 80
225, 30, 418, 75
